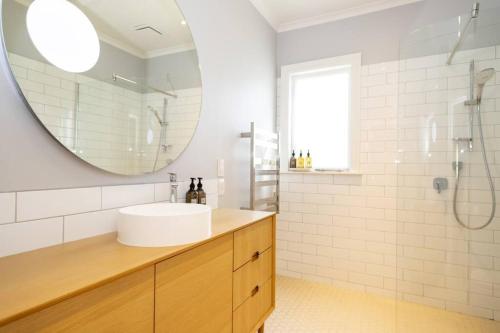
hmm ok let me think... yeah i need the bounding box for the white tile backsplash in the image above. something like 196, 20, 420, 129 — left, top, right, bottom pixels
16, 187, 101, 222
154, 183, 171, 202
0, 218, 63, 257
102, 184, 155, 209
206, 194, 219, 208
0, 193, 16, 224
64, 209, 119, 242
0, 179, 219, 257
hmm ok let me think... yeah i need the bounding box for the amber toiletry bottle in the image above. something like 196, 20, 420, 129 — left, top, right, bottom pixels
290, 150, 297, 168
197, 178, 207, 205
186, 178, 198, 204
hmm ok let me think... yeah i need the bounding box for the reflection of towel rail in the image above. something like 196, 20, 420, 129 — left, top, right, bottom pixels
254, 197, 278, 206
112, 73, 178, 98
256, 180, 278, 187
240, 122, 280, 212
256, 170, 279, 176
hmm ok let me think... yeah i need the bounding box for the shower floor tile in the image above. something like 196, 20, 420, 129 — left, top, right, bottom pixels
267, 276, 500, 333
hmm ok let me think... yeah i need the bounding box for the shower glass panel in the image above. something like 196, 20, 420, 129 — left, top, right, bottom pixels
397, 3, 500, 331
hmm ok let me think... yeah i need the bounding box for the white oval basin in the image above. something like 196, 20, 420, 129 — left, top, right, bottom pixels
117, 203, 212, 247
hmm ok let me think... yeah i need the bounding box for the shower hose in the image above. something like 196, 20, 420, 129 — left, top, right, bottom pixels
453, 102, 496, 230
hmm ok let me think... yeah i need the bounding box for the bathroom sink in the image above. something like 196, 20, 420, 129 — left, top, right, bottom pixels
117, 203, 212, 247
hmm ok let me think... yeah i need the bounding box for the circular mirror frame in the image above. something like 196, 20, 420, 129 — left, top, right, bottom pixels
0, 0, 203, 176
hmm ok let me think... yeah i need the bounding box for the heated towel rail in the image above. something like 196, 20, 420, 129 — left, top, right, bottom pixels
240, 122, 279, 212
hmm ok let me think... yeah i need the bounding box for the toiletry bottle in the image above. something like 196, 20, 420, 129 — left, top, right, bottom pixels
306, 150, 312, 168
297, 150, 305, 168
289, 150, 297, 169
197, 178, 207, 205
186, 178, 198, 204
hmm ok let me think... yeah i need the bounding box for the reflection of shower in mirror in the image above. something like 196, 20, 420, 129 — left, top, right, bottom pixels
151, 98, 170, 172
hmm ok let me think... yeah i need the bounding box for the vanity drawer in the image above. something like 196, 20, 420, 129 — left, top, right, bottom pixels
233, 248, 272, 310
233, 218, 273, 270
233, 278, 272, 333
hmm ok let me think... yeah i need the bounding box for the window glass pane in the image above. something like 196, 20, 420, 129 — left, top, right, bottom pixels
291, 67, 351, 169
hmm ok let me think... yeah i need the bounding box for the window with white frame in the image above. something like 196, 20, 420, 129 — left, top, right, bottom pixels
280, 53, 361, 171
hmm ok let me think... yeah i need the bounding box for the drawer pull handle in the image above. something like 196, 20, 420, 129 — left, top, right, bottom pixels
251, 285, 260, 297
251, 251, 260, 261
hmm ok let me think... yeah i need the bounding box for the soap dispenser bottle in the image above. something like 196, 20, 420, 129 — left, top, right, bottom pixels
297, 150, 305, 168
289, 150, 297, 169
197, 178, 207, 205
186, 178, 198, 204
306, 150, 312, 168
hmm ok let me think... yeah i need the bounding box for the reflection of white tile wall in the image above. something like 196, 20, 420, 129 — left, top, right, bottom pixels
0, 179, 218, 258
277, 46, 500, 320
140, 89, 202, 172
8, 53, 202, 175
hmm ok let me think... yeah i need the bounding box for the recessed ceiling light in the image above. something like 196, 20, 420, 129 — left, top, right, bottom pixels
26, 0, 100, 73
180, 20, 187, 25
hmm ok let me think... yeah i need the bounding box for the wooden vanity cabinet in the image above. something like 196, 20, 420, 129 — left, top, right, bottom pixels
154, 234, 233, 333
0, 213, 275, 333
0, 267, 155, 333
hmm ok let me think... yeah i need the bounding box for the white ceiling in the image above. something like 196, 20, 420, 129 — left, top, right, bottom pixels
77, 0, 195, 58
16, 0, 195, 58
249, 0, 423, 32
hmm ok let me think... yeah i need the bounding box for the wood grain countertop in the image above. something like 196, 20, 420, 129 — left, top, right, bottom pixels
0, 208, 275, 326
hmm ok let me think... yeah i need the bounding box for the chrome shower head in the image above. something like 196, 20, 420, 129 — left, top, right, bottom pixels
476, 68, 495, 101
476, 68, 495, 86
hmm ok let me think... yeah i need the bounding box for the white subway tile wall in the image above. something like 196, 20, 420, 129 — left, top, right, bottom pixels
17, 187, 101, 221
64, 209, 119, 243
0, 218, 63, 257
0, 193, 16, 224
0, 179, 219, 257
101, 184, 155, 209
277, 46, 500, 320
8, 53, 202, 175
154, 183, 172, 202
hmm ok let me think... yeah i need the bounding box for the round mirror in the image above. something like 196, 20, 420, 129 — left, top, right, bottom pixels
1, 0, 202, 175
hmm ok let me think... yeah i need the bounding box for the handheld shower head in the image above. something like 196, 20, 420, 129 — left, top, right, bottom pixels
476, 68, 495, 101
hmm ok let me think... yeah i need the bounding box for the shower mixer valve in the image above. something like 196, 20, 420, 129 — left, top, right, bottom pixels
433, 178, 448, 194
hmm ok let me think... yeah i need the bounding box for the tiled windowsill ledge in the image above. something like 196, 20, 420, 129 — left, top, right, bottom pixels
281, 170, 362, 176
279, 170, 363, 186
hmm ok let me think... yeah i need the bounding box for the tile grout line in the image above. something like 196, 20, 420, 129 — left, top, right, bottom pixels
14, 192, 18, 223
62, 216, 65, 243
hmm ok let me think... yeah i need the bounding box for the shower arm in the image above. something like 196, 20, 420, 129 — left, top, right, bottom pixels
446, 2, 479, 65
112, 74, 178, 99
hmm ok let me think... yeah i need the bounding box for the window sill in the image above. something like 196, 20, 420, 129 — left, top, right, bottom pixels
280, 170, 362, 176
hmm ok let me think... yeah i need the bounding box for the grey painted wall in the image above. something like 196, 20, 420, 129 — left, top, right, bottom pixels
277, 0, 500, 71
147, 50, 201, 90
0, 0, 276, 209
